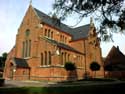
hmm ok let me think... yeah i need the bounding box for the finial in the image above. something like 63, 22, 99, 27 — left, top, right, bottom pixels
30, 0, 32, 5
90, 17, 94, 27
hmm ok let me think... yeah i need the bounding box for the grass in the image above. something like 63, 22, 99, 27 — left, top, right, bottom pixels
0, 82, 125, 94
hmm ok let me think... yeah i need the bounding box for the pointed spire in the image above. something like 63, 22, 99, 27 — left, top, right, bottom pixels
90, 17, 94, 27
30, 0, 32, 5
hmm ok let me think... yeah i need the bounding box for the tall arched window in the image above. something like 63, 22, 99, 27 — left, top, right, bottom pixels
62, 35, 64, 43
25, 40, 28, 57
22, 41, 25, 57
45, 29, 47, 36
48, 51, 51, 65
51, 31, 53, 39
45, 51, 47, 65
68, 54, 70, 61
64, 52, 67, 63
28, 40, 31, 57
65, 37, 67, 43
60, 35, 62, 42
61, 52, 64, 65
41, 53, 43, 65
22, 29, 31, 58
48, 29, 50, 38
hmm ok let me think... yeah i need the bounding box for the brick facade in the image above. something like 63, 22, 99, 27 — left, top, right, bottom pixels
3, 5, 104, 81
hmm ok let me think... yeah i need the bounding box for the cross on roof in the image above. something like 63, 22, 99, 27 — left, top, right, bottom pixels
30, 0, 32, 5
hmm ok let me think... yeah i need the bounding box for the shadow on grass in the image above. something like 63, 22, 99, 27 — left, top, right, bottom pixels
0, 82, 125, 94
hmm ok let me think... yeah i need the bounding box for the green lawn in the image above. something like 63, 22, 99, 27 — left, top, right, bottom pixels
0, 82, 125, 94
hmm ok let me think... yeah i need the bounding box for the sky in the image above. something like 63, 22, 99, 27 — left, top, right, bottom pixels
0, 0, 125, 57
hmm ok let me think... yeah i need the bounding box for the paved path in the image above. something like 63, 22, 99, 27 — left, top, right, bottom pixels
1, 80, 125, 88
3, 80, 55, 87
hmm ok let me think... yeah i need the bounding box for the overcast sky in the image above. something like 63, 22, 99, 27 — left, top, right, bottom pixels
0, 0, 125, 57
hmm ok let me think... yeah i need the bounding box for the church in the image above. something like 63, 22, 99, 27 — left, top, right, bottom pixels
3, 4, 104, 81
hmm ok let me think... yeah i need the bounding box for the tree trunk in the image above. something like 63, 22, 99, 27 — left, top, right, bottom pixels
94, 71, 96, 78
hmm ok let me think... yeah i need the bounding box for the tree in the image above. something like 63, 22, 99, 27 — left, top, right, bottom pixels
64, 62, 77, 80
90, 61, 100, 77
64, 62, 76, 71
53, 0, 125, 41
0, 52, 7, 69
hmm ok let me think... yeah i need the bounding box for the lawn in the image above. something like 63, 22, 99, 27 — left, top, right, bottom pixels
0, 81, 125, 94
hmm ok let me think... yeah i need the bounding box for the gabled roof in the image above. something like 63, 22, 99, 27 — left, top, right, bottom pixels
104, 46, 125, 65
13, 57, 29, 68
33, 7, 90, 40
43, 37, 84, 55
71, 25, 90, 40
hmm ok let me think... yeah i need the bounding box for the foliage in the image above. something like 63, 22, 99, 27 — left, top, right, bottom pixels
53, 0, 125, 41
90, 61, 100, 71
64, 62, 76, 71
0, 52, 7, 68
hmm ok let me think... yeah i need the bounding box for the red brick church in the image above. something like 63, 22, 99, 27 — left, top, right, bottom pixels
3, 4, 104, 81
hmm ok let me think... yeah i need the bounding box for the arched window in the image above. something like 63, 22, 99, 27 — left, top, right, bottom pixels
48, 51, 51, 65
28, 40, 31, 57
62, 35, 64, 43
60, 35, 62, 42
25, 29, 30, 37
25, 40, 28, 57
68, 54, 70, 61
45, 29, 47, 36
61, 52, 64, 65
22, 29, 31, 58
51, 31, 53, 39
41, 53, 43, 65
65, 37, 67, 43
64, 52, 67, 63
48, 29, 50, 38
45, 51, 47, 65
22, 41, 25, 57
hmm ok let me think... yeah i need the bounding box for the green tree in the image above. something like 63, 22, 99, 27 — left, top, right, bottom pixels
0, 52, 7, 69
90, 61, 100, 77
64, 62, 76, 71
53, 0, 125, 41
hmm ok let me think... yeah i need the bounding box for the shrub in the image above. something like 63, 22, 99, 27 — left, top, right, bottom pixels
0, 78, 5, 86
64, 62, 76, 71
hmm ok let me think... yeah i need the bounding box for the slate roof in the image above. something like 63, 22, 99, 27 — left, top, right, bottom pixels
43, 37, 84, 55
71, 25, 90, 40
13, 57, 29, 68
34, 8, 90, 40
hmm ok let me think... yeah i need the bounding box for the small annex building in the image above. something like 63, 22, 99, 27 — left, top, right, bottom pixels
104, 46, 125, 78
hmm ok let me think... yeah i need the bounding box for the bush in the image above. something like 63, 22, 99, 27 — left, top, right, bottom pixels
0, 78, 4, 86
64, 62, 76, 71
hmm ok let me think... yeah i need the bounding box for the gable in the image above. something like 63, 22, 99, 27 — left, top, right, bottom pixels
18, 5, 40, 33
